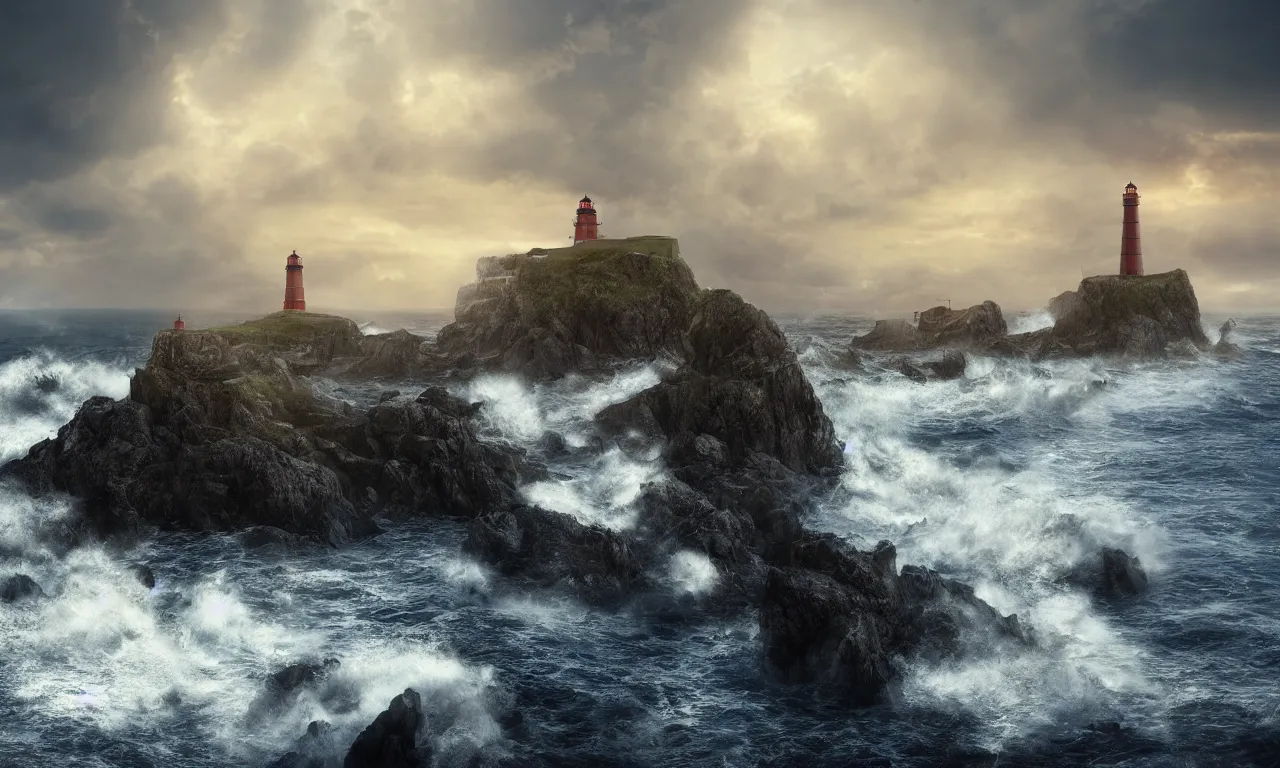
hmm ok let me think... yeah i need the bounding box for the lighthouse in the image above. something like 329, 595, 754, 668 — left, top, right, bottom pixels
1119, 182, 1143, 276
173, 314, 185, 331
283, 250, 306, 311
573, 196, 600, 244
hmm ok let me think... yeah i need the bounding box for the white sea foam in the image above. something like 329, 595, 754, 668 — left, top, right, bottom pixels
805, 352, 1207, 743
1006, 310, 1055, 335
669, 550, 720, 596
0, 350, 131, 463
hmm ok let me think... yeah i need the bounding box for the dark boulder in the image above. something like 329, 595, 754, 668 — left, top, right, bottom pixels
1100, 547, 1149, 597
1060, 546, 1149, 599
596, 289, 842, 474
130, 564, 156, 589
893, 358, 928, 384
465, 505, 645, 605
1, 574, 44, 603
343, 688, 431, 768
759, 536, 1029, 704
313, 389, 537, 520
925, 350, 967, 381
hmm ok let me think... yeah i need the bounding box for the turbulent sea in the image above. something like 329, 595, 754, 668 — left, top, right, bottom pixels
1, 308, 1278, 768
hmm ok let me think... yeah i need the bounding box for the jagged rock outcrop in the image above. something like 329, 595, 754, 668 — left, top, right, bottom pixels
760, 536, 1029, 703
849, 319, 922, 352
916, 301, 1008, 345
850, 302, 1005, 354
1041, 270, 1210, 358
1048, 290, 1080, 321
1062, 547, 1149, 599
0, 319, 538, 546
1213, 318, 1242, 360
341, 329, 430, 380
344, 688, 431, 768
436, 237, 699, 379
464, 504, 645, 605
596, 289, 842, 474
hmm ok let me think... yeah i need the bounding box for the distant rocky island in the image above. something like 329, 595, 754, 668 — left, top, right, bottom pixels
849, 268, 1240, 382
0, 237, 1166, 765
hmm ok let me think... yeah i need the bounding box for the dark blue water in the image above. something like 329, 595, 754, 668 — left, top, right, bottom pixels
1, 308, 1277, 767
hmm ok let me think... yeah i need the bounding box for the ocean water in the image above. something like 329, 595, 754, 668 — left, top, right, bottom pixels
0, 308, 1277, 767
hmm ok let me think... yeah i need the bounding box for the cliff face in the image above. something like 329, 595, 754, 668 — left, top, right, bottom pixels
436, 237, 700, 379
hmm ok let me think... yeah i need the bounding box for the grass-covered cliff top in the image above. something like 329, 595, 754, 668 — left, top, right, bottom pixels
535, 235, 680, 262
204, 311, 362, 347
515, 236, 697, 319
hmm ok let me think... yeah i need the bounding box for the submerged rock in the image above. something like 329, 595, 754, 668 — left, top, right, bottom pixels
925, 349, 967, 380
1, 574, 44, 603
130, 564, 156, 589
267, 720, 341, 768
1061, 546, 1149, 599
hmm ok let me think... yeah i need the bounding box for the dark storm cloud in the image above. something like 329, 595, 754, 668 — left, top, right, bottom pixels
0, 0, 228, 190
1089, 0, 1280, 129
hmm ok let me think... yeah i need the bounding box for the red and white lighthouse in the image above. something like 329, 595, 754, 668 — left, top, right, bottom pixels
1119, 182, 1143, 276
573, 196, 600, 244
283, 250, 306, 311
173, 314, 186, 331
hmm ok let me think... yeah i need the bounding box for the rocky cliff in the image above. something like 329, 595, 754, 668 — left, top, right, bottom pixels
4, 248, 1035, 709
436, 237, 699, 379
0, 314, 537, 546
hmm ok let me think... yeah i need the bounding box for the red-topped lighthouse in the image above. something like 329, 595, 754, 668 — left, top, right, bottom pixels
283, 250, 306, 310
573, 196, 600, 244
1119, 182, 1143, 276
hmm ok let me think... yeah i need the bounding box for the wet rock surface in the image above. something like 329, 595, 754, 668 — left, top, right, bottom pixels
0, 321, 539, 546
343, 688, 431, 768
1, 248, 1043, 711
1, 573, 44, 603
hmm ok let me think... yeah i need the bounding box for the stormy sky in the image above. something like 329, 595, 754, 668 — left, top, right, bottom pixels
1, 0, 1277, 315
